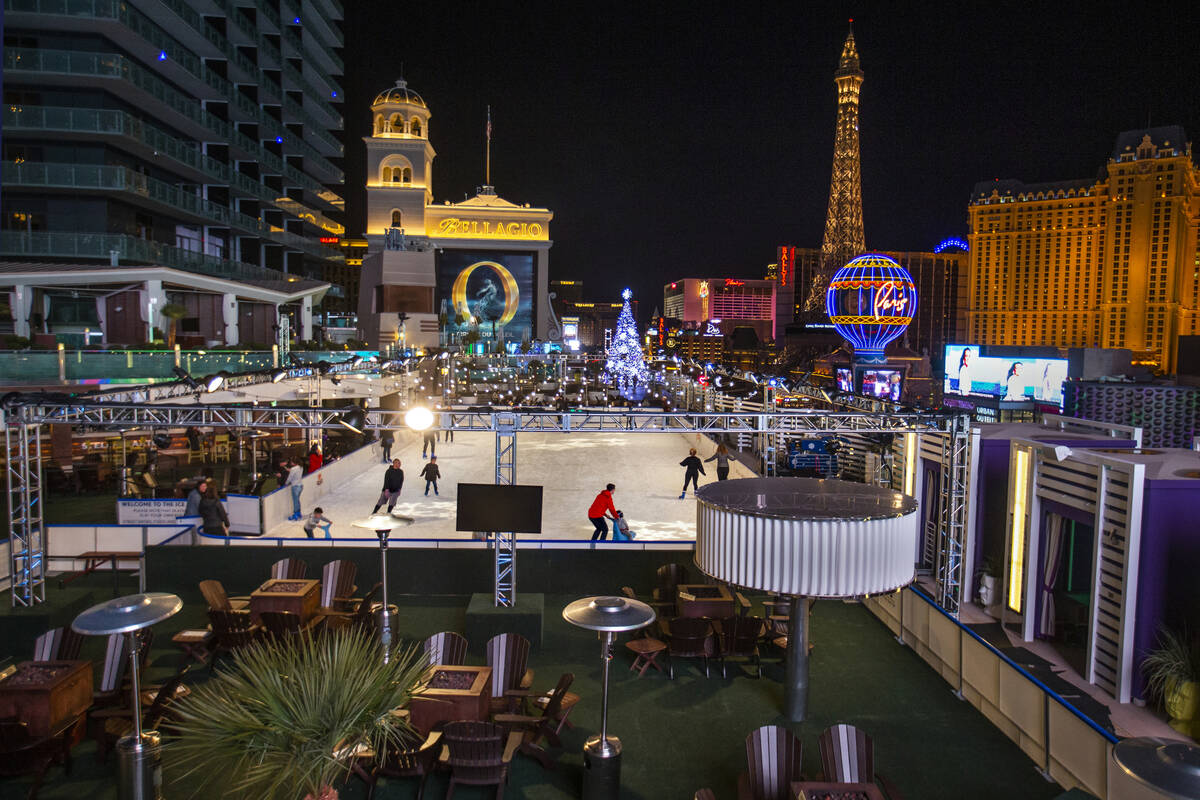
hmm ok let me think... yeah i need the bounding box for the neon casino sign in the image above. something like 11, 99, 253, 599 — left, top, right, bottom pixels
435, 218, 546, 239
825, 253, 918, 363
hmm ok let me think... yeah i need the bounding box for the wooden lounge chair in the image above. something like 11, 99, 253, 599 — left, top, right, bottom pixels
818, 723, 904, 800
662, 616, 716, 679
493, 673, 575, 769
88, 666, 191, 762
207, 609, 261, 666
32, 627, 84, 662
620, 586, 670, 636
0, 716, 78, 800
717, 616, 765, 678
269, 558, 308, 580
485, 633, 534, 713
423, 631, 468, 667
351, 729, 442, 800
92, 634, 131, 710
260, 611, 321, 641
438, 720, 522, 800
320, 560, 359, 612
652, 563, 687, 615
739, 724, 803, 800
198, 580, 249, 612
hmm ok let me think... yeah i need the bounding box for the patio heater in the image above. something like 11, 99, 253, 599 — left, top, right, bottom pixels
563, 595, 656, 800
351, 513, 412, 662
73, 592, 182, 800
1112, 737, 1200, 800
694, 477, 918, 721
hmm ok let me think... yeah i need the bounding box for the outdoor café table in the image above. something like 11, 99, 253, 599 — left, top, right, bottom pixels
791, 782, 885, 800
677, 584, 735, 618
248, 578, 320, 624
59, 551, 142, 598
406, 665, 492, 735
0, 661, 92, 738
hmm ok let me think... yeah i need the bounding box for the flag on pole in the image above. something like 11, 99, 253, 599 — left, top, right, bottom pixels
486, 105, 492, 141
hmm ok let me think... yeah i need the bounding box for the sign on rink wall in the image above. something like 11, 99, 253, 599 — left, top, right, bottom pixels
117, 499, 187, 524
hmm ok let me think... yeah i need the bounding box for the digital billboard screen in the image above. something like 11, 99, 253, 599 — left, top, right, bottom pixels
437, 250, 536, 343
943, 344, 1068, 406
456, 483, 544, 533
856, 367, 903, 401
836, 368, 853, 393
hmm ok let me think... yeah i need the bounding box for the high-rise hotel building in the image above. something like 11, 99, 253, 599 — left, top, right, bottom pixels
1, 1, 348, 344
967, 127, 1199, 372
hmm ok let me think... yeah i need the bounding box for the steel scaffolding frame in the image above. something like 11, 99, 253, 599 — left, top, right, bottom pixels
4, 413, 45, 606
493, 412, 518, 607
934, 413, 971, 614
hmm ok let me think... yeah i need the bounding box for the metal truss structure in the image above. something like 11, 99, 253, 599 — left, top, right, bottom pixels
934, 413, 971, 614
4, 414, 45, 606
493, 412, 518, 607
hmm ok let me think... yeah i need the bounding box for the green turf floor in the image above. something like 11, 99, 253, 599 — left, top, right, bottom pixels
0, 578, 1066, 800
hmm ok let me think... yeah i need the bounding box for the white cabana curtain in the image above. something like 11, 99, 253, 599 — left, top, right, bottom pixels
1039, 513, 1066, 638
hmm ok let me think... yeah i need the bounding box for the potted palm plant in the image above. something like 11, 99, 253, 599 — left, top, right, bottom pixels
170, 629, 427, 799
1142, 627, 1200, 737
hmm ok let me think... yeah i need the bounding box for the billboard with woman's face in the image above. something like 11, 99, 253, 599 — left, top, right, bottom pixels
436, 250, 536, 342
943, 344, 1068, 406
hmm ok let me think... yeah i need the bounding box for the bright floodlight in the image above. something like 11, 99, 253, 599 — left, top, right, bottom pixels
404, 406, 434, 431
204, 372, 227, 392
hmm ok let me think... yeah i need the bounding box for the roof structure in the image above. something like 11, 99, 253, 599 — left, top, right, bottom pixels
372, 78, 426, 108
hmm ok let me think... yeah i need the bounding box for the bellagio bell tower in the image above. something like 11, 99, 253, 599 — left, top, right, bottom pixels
809, 23, 867, 312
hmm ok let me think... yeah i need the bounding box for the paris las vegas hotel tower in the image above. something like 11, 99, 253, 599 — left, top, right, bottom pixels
356, 79, 553, 349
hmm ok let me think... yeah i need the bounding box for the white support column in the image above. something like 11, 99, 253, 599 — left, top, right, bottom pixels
142, 280, 167, 343
301, 295, 313, 340
10, 286, 32, 338
222, 293, 239, 346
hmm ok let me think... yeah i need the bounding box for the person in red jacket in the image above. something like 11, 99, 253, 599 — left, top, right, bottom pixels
587, 483, 617, 541
307, 443, 323, 474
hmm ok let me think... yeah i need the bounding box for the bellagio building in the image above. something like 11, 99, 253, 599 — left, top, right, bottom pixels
967, 126, 1200, 373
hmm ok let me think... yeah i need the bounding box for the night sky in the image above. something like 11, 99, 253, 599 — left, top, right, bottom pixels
341, 2, 1199, 316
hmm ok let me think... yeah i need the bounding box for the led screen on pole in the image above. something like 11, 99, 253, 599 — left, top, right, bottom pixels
455, 483, 544, 533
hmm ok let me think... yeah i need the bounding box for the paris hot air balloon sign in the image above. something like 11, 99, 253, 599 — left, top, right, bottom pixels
824, 253, 918, 363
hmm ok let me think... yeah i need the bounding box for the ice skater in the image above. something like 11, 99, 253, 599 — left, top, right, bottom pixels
303, 507, 333, 539
371, 458, 405, 514
284, 459, 304, 520
612, 510, 636, 541
420, 456, 440, 496
678, 448, 705, 498
380, 429, 394, 462
421, 429, 437, 459
705, 443, 731, 481
587, 483, 617, 541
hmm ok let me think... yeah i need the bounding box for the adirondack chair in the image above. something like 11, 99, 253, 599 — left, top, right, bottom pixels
320, 560, 359, 612
493, 673, 575, 769
92, 634, 131, 710
32, 627, 84, 662
716, 616, 766, 678
207, 609, 261, 667
738, 725, 804, 800
818, 723, 904, 800
438, 721, 522, 799
485, 633, 534, 713
198, 580, 249, 612
89, 666, 191, 762
269, 558, 308, 580
260, 611, 320, 641
662, 616, 716, 679
423, 631, 468, 667
0, 716, 78, 800
351, 729, 442, 800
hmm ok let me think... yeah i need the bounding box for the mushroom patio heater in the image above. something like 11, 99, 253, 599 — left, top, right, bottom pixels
352, 513, 412, 662
73, 593, 182, 800
695, 477, 917, 721
1112, 737, 1200, 799
563, 595, 656, 800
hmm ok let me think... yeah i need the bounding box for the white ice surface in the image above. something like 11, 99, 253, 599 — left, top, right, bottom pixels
265, 431, 757, 541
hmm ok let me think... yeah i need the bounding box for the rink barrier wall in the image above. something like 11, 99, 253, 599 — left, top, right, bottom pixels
860, 585, 1161, 800
261, 435, 401, 529
144, 542, 696, 603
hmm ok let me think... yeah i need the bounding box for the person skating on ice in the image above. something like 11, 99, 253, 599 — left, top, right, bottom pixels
679, 448, 705, 498
284, 460, 304, 520
303, 507, 333, 539
380, 429, 394, 463
420, 456, 440, 496
705, 443, 731, 481
587, 483, 617, 541
371, 458, 405, 514
421, 429, 437, 459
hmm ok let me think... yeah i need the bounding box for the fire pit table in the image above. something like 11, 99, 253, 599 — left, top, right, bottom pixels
249, 578, 320, 623
406, 665, 492, 734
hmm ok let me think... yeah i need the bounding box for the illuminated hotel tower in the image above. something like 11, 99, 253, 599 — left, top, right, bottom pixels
809, 23, 867, 312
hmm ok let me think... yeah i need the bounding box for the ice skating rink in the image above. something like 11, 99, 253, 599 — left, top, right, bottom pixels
265, 431, 757, 541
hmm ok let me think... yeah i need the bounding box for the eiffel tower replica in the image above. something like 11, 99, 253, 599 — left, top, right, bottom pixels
804, 23, 866, 315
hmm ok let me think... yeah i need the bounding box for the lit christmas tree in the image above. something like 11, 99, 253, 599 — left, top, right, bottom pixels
603, 288, 651, 401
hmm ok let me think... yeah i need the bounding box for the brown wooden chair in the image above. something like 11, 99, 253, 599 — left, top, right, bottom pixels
269, 558, 308, 580
88, 666, 191, 762
32, 627, 84, 662
320, 560, 359, 611
620, 586, 670, 636
207, 609, 261, 666
198, 579, 249, 612
423, 631, 468, 666
351, 729, 442, 800
716, 616, 765, 678
92, 634, 131, 710
485, 633, 534, 712
260, 611, 320, 641
493, 672, 574, 769
662, 616, 715, 679
818, 723, 904, 800
652, 563, 687, 615
694, 791, 717, 800
0, 716, 78, 800
738, 724, 803, 800
438, 720, 522, 799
